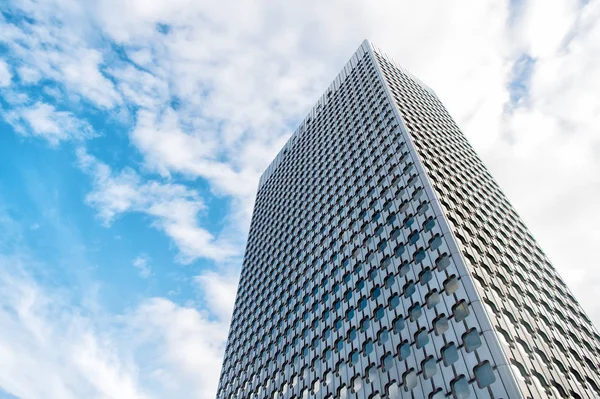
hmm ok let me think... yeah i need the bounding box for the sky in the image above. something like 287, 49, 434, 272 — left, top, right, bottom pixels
0, 0, 599, 398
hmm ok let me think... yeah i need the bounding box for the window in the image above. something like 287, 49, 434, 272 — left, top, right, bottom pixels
384, 275, 395, 288
462, 328, 482, 352
422, 356, 437, 379
335, 318, 343, 331
404, 281, 416, 298
361, 317, 370, 332
349, 350, 359, 366
408, 231, 420, 245
444, 275, 460, 295
429, 234, 443, 250
363, 340, 374, 356
433, 314, 449, 336
344, 290, 352, 302
436, 254, 450, 270
474, 361, 495, 388
351, 376, 362, 393
348, 327, 357, 341
372, 286, 381, 300
375, 306, 385, 321
426, 290, 441, 308
451, 375, 470, 398
399, 261, 410, 276
359, 297, 368, 311
382, 353, 394, 372
442, 343, 459, 366
393, 317, 405, 333
333, 299, 341, 311
409, 303, 422, 321
414, 248, 426, 263
415, 328, 429, 348
387, 214, 397, 225
511, 361, 527, 382
394, 244, 405, 257
398, 340, 411, 360
403, 369, 418, 391
378, 329, 390, 344
424, 217, 436, 231
417, 202, 429, 215
346, 307, 355, 321
452, 300, 470, 322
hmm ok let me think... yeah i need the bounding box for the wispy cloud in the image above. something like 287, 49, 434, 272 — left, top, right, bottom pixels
0, 59, 12, 87
0, 7, 122, 109
133, 255, 152, 278
0, 209, 231, 399
0, 252, 230, 399
4, 102, 95, 146
16, 65, 41, 84
0, 253, 150, 399
127, 297, 229, 399
194, 269, 238, 317
77, 148, 238, 263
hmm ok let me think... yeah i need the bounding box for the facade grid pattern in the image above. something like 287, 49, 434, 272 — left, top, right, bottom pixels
216, 41, 600, 399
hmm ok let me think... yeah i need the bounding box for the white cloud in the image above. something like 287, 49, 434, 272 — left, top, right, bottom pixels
77, 148, 238, 263
0, 208, 233, 399
194, 269, 238, 317
4, 102, 95, 146
0, 252, 229, 399
517, 0, 579, 58
0, 59, 12, 87
0, 254, 150, 399
17, 65, 41, 84
0, 6, 122, 109
133, 255, 152, 278
131, 108, 266, 199
127, 297, 229, 399
128, 48, 154, 68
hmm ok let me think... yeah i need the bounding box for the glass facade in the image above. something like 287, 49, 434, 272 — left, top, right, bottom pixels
217, 41, 600, 399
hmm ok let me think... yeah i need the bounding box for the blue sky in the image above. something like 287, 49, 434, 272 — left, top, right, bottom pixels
0, 0, 599, 398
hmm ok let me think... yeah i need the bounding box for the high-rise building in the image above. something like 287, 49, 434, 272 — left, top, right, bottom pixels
216, 40, 600, 399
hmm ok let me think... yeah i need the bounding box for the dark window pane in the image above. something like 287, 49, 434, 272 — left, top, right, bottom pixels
463, 328, 482, 352
475, 361, 496, 388
442, 343, 459, 366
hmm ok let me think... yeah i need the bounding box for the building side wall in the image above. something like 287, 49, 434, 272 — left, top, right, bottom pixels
215, 42, 550, 399
370, 45, 600, 399
366, 42, 526, 399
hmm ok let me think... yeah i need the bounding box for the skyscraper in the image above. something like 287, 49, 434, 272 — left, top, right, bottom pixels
216, 41, 600, 399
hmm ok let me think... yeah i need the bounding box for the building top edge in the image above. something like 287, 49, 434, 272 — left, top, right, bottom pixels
257, 40, 372, 190
256, 39, 437, 190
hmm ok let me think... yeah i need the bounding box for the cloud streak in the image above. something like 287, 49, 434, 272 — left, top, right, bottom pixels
0, 58, 12, 87
4, 102, 95, 146
77, 148, 238, 263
